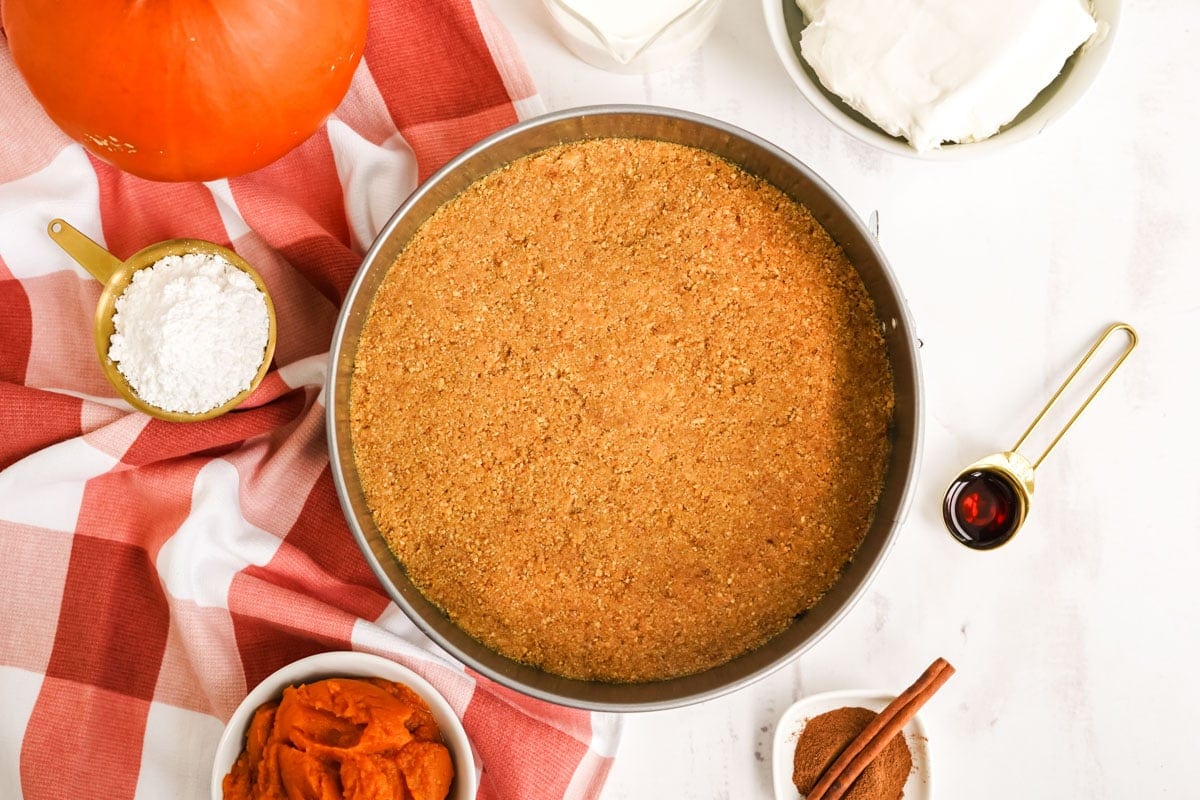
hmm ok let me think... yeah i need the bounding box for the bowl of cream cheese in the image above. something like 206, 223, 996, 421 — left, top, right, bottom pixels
763, 0, 1120, 158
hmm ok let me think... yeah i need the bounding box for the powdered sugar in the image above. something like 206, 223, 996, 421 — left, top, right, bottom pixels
108, 252, 270, 414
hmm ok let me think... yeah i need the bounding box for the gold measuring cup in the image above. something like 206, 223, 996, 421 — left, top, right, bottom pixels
943, 323, 1138, 550
47, 219, 278, 423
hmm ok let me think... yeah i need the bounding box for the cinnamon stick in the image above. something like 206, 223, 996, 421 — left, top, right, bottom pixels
806, 658, 955, 800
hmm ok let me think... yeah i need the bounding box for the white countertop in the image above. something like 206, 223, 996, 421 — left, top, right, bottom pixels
488, 1, 1200, 796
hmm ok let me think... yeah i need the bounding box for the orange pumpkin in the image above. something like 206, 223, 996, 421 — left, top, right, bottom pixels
2, 0, 369, 181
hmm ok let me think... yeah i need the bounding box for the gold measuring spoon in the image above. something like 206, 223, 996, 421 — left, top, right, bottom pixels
943, 322, 1138, 550
47, 218, 278, 423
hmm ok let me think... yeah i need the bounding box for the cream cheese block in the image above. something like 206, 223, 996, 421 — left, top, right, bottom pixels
797, 0, 1098, 151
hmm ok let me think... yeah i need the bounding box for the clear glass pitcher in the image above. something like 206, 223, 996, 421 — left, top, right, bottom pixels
542, 0, 726, 73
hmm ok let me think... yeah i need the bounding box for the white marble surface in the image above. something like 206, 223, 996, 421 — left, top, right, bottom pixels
488, 1, 1200, 797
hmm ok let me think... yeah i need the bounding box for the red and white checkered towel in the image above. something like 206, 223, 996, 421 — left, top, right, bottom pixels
0, 3, 619, 798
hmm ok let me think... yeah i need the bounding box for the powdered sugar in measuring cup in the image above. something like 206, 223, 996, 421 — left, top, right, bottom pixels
108, 252, 270, 415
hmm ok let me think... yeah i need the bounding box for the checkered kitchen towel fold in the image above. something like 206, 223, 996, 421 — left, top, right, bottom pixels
0, 2, 619, 798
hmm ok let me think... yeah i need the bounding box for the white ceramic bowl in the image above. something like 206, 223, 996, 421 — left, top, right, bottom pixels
762, 0, 1121, 159
210, 651, 476, 800
772, 689, 933, 800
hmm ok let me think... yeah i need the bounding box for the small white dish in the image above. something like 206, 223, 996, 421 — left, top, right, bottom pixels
210, 651, 476, 800
772, 689, 933, 800
762, 0, 1121, 159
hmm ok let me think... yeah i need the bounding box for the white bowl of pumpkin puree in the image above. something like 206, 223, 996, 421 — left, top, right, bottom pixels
211, 651, 475, 800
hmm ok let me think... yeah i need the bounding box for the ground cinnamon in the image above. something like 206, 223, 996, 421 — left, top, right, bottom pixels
792, 707, 911, 800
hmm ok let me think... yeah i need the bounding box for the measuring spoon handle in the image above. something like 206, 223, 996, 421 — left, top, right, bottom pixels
47, 219, 123, 285
1010, 322, 1139, 469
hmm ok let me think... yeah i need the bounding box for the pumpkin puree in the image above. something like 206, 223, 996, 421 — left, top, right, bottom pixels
222, 677, 454, 800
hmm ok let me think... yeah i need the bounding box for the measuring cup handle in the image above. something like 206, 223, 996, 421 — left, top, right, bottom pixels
47, 219, 123, 285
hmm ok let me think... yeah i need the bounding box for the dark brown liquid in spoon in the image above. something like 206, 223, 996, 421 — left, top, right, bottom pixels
943, 469, 1020, 549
